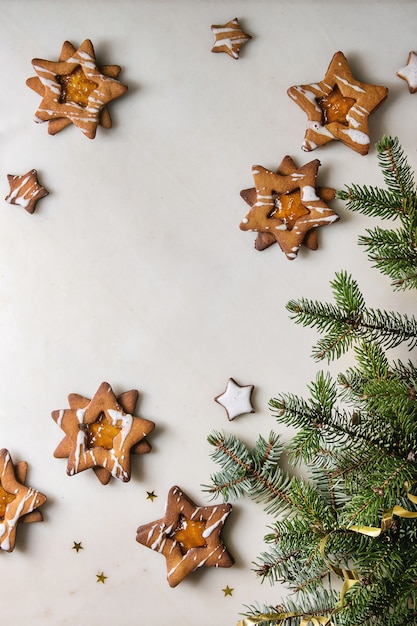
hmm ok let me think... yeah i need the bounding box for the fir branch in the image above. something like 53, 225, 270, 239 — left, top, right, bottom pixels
270, 372, 386, 460
376, 135, 417, 199
336, 136, 417, 292
208, 137, 417, 626
286, 271, 417, 362
336, 137, 417, 220
204, 431, 295, 514
241, 592, 340, 626
358, 226, 417, 291
336, 184, 403, 220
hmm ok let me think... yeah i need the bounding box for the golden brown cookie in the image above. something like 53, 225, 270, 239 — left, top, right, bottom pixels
211, 18, 252, 59
5, 169, 49, 214
136, 486, 234, 587
287, 51, 388, 155
397, 51, 417, 93
26, 39, 128, 139
0, 449, 46, 552
52, 382, 155, 484
240, 156, 338, 260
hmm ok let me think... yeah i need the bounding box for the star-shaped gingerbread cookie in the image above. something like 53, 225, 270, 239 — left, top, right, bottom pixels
5, 169, 49, 214
52, 382, 155, 484
240, 156, 338, 260
211, 18, 252, 59
397, 51, 417, 93
287, 51, 388, 155
0, 449, 46, 552
136, 486, 234, 587
27, 39, 128, 139
215, 378, 254, 420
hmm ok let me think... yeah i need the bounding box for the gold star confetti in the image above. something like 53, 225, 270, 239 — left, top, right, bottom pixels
222, 585, 234, 596
146, 490, 157, 501
96, 572, 107, 584
72, 541, 83, 552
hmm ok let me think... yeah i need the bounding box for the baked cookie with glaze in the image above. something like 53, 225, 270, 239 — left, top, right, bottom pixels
136, 485, 234, 587
0, 449, 47, 552
288, 51, 388, 155
26, 39, 128, 139
5, 169, 48, 214
397, 51, 417, 93
211, 18, 251, 59
240, 156, 338, 260
52, 382, 155, 484
215, 378, 254, 420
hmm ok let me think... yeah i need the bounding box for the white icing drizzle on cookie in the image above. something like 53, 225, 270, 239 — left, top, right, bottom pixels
0, 452, 43, 551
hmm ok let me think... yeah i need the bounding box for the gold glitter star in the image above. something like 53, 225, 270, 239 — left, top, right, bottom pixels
211, 18, 251, 59
96, 572, 107, 584
5, 169, 49, 214
222, 585, 234, 596
72, 541, 83, 552
146, 490, 157, 501
136, 486, 234, 587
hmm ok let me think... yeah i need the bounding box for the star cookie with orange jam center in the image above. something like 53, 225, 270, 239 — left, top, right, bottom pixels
287, 51, 388, 155
211, 18, 252, 59
136, 486, 234, 587
26, 39, 128, 139
0, 449, 47, 552
52, 382, 155, 485
5, 169, 49, 214
240, 156, 338, 260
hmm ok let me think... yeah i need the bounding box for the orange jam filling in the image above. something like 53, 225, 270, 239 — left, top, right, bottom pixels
0, 484, 16, 519
173, 515, 207, 552
318, 86, 355, 125
57, 65, 98, 108
272, 190, 308, 228
85, 414, 121, 450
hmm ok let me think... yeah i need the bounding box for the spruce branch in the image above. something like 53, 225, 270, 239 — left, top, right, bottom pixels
286, 271, 417, 362
206, 137, 417, 626
204, 431, 295, 514
358, 226, 417, 291
336, 135, 417, 291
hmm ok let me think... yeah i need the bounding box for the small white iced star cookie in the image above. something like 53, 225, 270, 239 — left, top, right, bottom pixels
214, 378, 254, 420
397, 51, 417, 93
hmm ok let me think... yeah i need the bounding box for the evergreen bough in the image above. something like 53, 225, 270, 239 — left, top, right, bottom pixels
205, 137, 417, 626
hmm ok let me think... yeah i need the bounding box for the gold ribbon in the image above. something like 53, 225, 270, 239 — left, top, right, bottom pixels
238, 486, 417, 626
350, 482, 417, 537
237, 613, 332, 625
319, 535, 360, 608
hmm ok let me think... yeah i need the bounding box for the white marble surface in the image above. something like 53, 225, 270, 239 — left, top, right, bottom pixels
0, 1, 416, 624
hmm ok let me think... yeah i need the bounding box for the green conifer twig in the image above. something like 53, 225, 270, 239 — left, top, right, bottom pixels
206, 137, 417, 626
